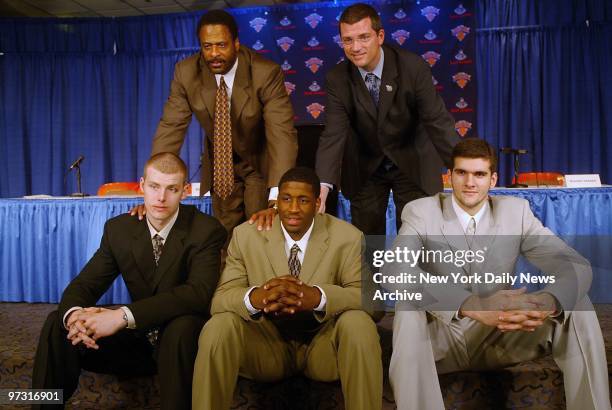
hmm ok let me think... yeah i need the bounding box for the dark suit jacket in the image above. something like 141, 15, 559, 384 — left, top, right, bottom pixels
152, 47, 298, 192
315, 43, 459, 199
58, 204, 227, 330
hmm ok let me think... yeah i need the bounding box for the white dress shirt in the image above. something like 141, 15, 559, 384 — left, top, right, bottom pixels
244, 220, 327, 315
451, 194, 489, 234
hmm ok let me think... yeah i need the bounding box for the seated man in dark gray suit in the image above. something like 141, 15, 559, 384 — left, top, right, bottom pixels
32, 152, 226, 410
387, 139, 610, 410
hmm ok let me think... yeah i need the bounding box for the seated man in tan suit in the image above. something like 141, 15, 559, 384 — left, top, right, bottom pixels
388, 139, 610, 410
192, 167, 382, 410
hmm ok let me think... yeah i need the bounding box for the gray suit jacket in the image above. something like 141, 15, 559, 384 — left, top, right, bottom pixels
389, 193, 592, 324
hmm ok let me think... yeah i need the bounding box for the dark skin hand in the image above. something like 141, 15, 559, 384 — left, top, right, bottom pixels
250, 275, 322, 316
248, 201, 277, 231
129, 204, 146, 219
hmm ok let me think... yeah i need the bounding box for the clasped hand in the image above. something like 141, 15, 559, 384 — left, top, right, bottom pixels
460, 287, 557, 332
66, 307, 126, 349
250, 275, 322, 316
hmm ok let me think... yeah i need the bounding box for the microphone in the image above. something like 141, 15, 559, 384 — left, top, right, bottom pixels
68, 155, 84, 170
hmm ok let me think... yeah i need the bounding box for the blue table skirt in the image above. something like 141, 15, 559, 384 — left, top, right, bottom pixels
1, 187, 611, 304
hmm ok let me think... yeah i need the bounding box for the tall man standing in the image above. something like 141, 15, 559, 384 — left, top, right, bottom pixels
150, 10, 297, 233
316, 3, 459, 234
32, 153, 226, 410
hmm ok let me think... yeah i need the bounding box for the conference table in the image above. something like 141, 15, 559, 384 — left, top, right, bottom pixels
1, 187, 610, 304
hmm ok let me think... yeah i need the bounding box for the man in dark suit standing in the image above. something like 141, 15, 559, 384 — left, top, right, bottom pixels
32, 152, 226, 410
148, 10, 297, 234
316, 3, 459, 235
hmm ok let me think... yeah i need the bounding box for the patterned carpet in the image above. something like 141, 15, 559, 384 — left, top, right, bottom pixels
1, 303, 611, 409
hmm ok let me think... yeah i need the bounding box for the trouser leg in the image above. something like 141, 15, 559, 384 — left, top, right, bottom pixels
192, 312, 293, 410
157, 315, 206, 410
305, 310, 383, 410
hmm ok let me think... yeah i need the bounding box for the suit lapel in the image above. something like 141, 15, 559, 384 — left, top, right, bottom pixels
198, 57, 217, 122
349, 65, 377, 122
299, 214, 329, 284
149, 207, 189, 291
132, 220, 156, 294
440, 195, 470, 276
264, 217, 291, 278
377, 47, 399, 129
473, 197, 500, 278
231, 50, 250, 124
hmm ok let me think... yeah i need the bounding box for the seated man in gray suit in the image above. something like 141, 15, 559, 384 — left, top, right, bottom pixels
388, 139, 610, 410
192, 167, 382, 410
32, 152, 227, 410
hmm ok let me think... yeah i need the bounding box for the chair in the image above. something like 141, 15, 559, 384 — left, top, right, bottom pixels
512, 172, 565, 187
97, 182, 142, 196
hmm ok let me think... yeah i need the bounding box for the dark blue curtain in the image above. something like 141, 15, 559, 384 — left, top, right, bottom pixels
476, 0, 612, 185
1, 0, 611, 196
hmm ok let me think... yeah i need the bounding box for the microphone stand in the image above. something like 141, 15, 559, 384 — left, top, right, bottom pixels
69, 163, 89, 197
500, 148, 528, 188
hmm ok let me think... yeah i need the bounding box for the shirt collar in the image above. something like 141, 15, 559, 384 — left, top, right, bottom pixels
215, 56, 238, 91
451, 195, 489, 234
280, 219, 315, 254
146, 208, 179, 241
358, 47, 384, 82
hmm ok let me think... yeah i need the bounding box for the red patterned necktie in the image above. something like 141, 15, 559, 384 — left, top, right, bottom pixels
213, 76, 233, 200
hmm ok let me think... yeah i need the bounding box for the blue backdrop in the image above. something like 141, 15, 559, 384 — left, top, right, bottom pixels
0, 0, 611, 197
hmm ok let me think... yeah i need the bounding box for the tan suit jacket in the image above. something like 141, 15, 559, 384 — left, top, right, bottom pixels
152, 47, 297, 192
211, 213, 368, 323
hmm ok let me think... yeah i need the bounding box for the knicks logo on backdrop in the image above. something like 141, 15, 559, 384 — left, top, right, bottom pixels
281, 60, 296, 74
451, 25, 471, 41
452, 72, 471, 88
305, 57, 323, 74
455, 120, 472, 137
276, 37, 295, 52
421, 6, 440, 22
275, 16, 295, 30
451, 97, 473, 113
307, 103, 325, 119
451, 3, 473, 19
422, 51, 441, 67
249, 17, 267, 33
305, 81, 325, 96
305, 13, 323, 29
284, 81, 296, 95
391, 30, 410, 46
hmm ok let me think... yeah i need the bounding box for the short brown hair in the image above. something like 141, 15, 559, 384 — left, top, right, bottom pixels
339, 3, 383, 32
144, 152, 188, 183
452, 138, 498, 172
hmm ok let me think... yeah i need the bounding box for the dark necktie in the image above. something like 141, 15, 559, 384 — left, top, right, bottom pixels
152, 234, 163, 266
365, 73, 380, 105
148, 234, 164, 346
213, 76, 233, 200
288, 244, 301, 277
